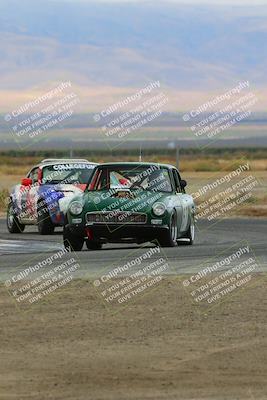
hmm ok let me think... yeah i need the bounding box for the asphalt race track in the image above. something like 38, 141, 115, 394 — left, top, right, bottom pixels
0, 218, 266, 281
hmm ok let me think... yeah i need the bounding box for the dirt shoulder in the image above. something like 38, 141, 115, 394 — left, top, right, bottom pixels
0, 276, 267, 400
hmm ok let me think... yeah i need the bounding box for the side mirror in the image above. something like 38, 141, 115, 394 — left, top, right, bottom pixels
180, 179, 187, 189
21, 178, 32, 186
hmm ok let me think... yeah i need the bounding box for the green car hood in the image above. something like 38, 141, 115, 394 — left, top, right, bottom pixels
83, 190, 169, 214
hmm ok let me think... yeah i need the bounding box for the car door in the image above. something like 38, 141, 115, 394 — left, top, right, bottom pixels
172, 169, 190, 234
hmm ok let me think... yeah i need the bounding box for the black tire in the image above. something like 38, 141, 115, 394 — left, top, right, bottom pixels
7, 201, 25, 233
179, 216, 195, 246
85, 240, 102, 250
37, 201, 55, 235
63, 225, 84, 252
159, 211, 178, 247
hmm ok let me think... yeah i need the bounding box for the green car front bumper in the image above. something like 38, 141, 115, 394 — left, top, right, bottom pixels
66, 222, 169, 244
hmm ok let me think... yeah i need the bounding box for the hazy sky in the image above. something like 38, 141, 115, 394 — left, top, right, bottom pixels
59, 0, 267, 4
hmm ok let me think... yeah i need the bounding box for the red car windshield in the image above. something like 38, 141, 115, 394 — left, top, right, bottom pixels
42, 163, 95, 185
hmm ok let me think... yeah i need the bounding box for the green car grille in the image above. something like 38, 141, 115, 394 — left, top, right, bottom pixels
86, 212, 147, 224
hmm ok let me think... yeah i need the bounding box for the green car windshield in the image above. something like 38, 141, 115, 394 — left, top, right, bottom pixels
90, 166, 173, 193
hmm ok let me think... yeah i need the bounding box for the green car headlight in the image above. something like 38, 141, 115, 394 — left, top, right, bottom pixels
152, 202, 166, 217
69, 201, 83, 215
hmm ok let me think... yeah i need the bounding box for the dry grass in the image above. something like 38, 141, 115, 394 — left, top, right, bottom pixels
1, 155, 267, 176
236, 206, 267, 217
1, 154, 266, 215
0, 188, 9, 212
180, 158, 267, 172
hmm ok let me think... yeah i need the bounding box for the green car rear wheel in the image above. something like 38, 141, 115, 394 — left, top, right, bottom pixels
179, 216, 195, 246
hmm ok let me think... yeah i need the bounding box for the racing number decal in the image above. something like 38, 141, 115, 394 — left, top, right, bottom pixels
19, 184, 31, 220
26, 188, 37, 220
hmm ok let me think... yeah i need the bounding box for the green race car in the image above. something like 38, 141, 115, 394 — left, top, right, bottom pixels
63, 162, 196, 251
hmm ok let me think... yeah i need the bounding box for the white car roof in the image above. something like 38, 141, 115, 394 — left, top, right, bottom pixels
36, 159, 97, 168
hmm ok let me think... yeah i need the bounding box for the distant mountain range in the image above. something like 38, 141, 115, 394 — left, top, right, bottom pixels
0, 0, 267, 111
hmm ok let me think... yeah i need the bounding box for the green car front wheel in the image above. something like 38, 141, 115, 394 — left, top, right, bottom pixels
85, 240, 103, 250
159, 211, 178, 247
63, 226, 84, 252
